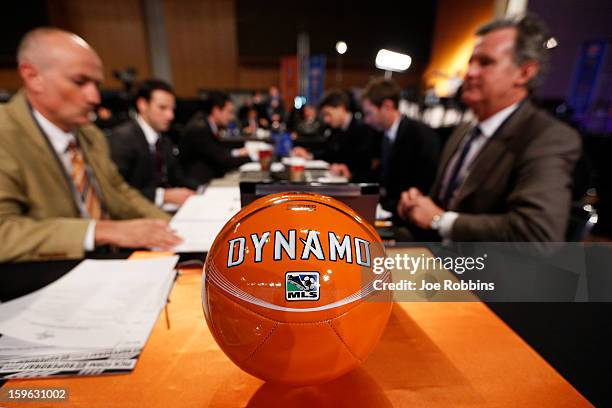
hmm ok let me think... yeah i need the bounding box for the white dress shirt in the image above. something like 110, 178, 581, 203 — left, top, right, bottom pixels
135, 115, 166, 206
136, 114, 160, 151
32, 110, 96, 251
438, 102, 520, 239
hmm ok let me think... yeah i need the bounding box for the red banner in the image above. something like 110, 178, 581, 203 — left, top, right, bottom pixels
280, 55, 298, 110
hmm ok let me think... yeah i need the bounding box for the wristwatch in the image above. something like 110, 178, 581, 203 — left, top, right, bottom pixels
430, 214, 442, 230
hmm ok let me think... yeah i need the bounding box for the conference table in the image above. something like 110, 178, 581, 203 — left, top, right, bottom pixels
0, 264, 591, 406
0, 174, 592, 407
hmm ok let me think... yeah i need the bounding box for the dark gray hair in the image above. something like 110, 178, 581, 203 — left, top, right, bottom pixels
476, 14, 551, 91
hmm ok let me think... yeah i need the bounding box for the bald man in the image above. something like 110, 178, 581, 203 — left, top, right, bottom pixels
0, 28, 182, 262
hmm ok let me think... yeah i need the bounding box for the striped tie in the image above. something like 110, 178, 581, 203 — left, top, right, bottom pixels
67, 141, 103, 219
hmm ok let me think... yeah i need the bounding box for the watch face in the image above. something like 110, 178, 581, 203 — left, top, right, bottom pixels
430, 214, 442, 230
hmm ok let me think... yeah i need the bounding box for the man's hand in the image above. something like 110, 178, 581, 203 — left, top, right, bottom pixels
397, 187, 423, 219
291, 146, 313, 160
164, 188, 195, 206
397, 188, 445, 229
330, 163, 352, 179
233, 147, 249, 157
408, 196, 444, 229
95, 219, 183, 251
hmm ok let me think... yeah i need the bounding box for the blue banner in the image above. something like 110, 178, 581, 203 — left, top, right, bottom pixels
307, 54, 326, 106
568, 40, 608, 117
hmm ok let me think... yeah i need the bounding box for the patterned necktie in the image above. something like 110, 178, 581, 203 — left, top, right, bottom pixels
67, 141, 103, 219
439, 126, 482, 208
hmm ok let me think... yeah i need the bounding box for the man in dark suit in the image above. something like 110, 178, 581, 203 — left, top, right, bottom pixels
397, 15, 581, 242
292, 89, 381, 183
266, 85, 286, 122
361, 79, 440, 213
179, 92, 251, 184
109, 79, 196, 207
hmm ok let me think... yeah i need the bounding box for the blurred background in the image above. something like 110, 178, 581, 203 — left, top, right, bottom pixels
1, 0, 610, 134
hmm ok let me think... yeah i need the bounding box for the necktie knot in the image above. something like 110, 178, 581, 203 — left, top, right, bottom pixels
467, 125, 482, 143
66, 140, 78, 153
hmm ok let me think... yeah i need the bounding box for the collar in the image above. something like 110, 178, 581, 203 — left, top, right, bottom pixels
136, 114, 160, 146
385, 114, 401, 143
477, 101, 520, 139
32, 109, 76, 154
341, 113, 353, 131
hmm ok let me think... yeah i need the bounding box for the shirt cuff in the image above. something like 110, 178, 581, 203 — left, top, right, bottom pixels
84, 220, 96, 251
155, 187, 165, 207
438, 211, 459, 239
230, 148, 242, 158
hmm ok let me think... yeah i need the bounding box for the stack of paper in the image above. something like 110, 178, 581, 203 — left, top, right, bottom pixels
170, 186, 241, 253
0, 256, 178, 379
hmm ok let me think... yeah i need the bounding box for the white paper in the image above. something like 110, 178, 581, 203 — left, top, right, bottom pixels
0, 257, 178, 349
376, 203, 393, 220
170, 219, 227, 253
281, 158, 330, 170
239, 162, 261, 172
173, 187, 241, 221
170, 187, 241, 252
244, 141, 273, 162
304, 160, 330, 170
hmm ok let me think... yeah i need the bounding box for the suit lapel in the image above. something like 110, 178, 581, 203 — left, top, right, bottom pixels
133, 120, 155, 169
5, 91, 75, 198
430, 122, 471, 198
384, 116, 407, 176
133, 120, 152, 153
450, 101, 535, 208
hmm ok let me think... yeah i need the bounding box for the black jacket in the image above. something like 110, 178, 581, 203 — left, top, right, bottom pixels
380, 116, 440, 213
108, 119, 195, 201
179, 113, 250, 185
313, 117, 382, 183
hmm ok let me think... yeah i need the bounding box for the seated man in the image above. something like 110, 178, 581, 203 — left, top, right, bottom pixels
266, 85, 286, 123
109, 79, 195, 207
179, 92, 251, 184
0, 28, 181, 262
240, 106, 259, 136
361, 78, 440, 213
292, 90, 381, 183
397, 15, 581, 242
295, 104, 322, 138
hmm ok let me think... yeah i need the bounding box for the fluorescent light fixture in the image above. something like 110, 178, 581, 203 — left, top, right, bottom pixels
335, 41, 347, 55
375, 49, 411, 72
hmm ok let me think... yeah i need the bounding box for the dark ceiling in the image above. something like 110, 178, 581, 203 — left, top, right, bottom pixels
236, 0, 437, 68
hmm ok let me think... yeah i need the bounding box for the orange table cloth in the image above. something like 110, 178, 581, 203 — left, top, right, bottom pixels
1, 266, 591, 407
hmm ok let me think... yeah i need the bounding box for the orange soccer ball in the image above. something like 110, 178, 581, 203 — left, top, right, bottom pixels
202, 192, 392, 386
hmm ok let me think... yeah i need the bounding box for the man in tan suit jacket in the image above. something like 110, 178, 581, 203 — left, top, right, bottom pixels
0, 28, 181, 262
397, 15, 581, 242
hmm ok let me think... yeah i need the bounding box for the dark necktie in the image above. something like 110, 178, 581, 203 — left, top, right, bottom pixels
154, 137, 168, 186
380, 134, 393, 178
439, 126, 481, 208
